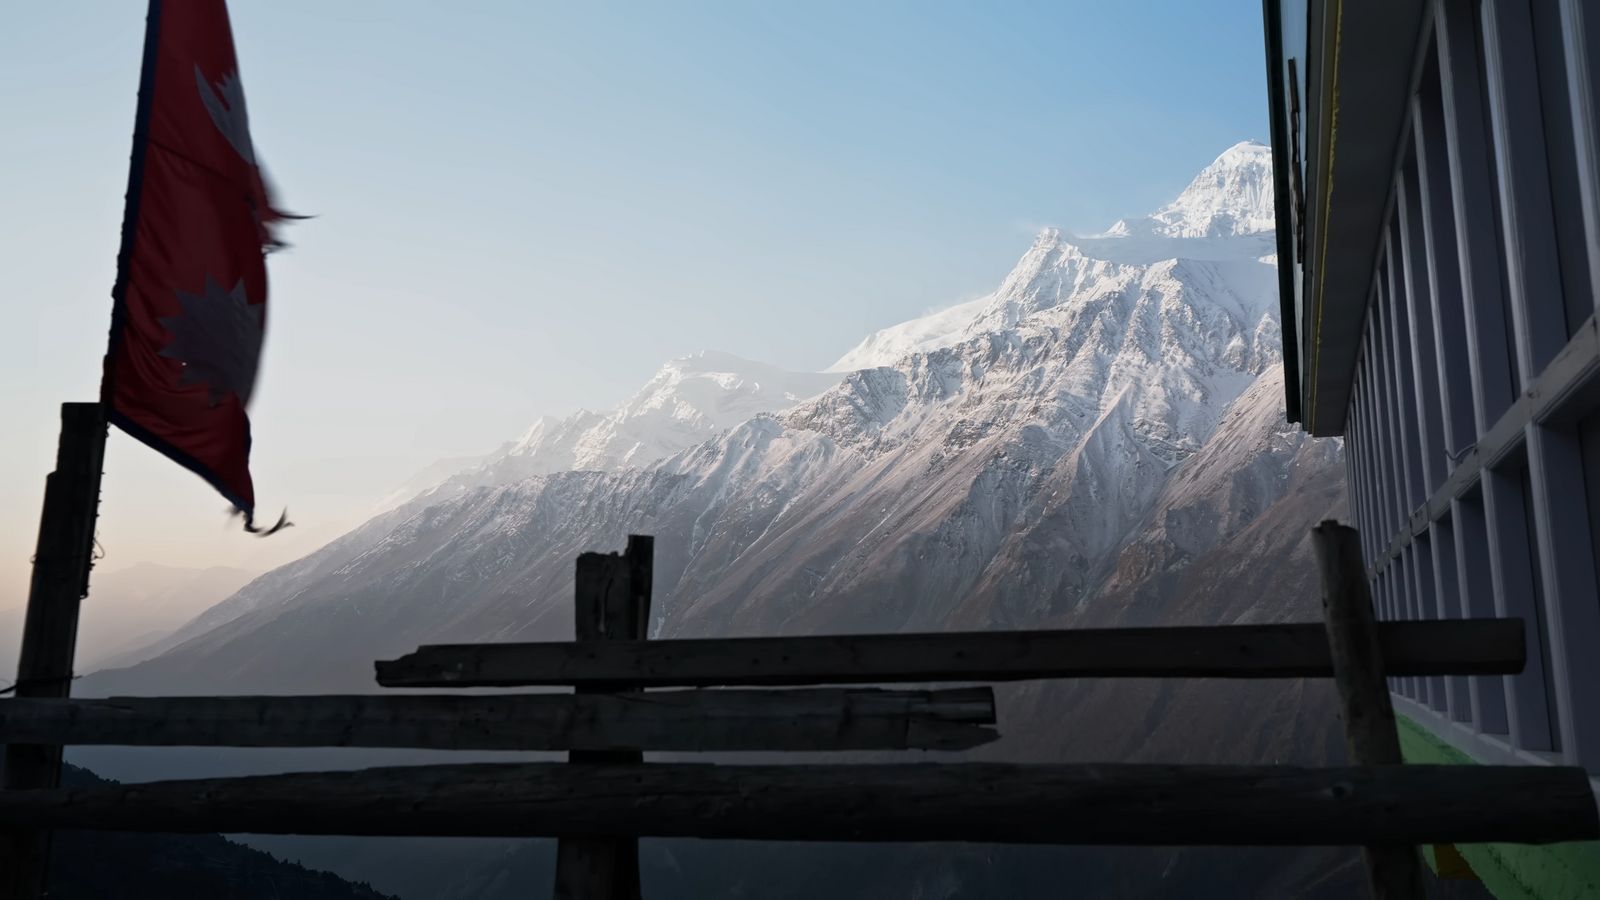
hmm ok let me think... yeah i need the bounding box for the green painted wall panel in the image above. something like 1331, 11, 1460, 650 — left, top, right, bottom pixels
1396, 714, 1600, 900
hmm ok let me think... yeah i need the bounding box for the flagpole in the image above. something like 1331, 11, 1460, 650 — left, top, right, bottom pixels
0, 402, 108, 899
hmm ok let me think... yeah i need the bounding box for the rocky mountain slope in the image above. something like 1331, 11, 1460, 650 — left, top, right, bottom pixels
76, 141, 1353, 899
119, 351, 834, 664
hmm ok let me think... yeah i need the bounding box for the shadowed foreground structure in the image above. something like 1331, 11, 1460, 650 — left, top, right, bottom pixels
44, 766, 396, 900
3, 531, 1594, 899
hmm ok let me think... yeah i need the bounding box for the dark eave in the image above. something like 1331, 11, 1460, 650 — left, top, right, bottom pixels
1262, 0, 1302, 425
1298, 0, 1429, 436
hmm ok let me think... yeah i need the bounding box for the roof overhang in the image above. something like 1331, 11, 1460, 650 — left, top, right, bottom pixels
1262, 0, 1302, 425
1285, 0, 1429, 436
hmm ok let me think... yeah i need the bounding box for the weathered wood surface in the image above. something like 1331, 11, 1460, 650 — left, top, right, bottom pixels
0, 762, 1592, 845
2, 402, 107, 899
556, 537, 652, 900
0, 688, 997, 752
374, 619, 1526, 688
1315, 521, 1424, 900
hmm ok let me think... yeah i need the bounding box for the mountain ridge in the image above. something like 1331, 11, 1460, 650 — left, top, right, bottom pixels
84, 139, 1310, 689
74, 141, 1354, 899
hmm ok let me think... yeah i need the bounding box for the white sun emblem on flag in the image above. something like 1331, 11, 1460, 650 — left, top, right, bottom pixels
159, 276, 264, 407
195, 64, 256, 165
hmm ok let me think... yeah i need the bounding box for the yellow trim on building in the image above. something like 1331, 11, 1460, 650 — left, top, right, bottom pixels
1308, 0, 1343, 432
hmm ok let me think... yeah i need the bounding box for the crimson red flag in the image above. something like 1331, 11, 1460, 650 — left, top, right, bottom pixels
102, 0, 290, 531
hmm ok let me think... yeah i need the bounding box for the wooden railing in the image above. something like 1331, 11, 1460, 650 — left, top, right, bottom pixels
0, 688, 1000, 753
1, 522, 1595, 900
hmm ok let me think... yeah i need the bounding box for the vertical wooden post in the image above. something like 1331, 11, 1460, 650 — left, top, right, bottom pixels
1, 403, 107, 899
553, 535, 652, 900
1312, 520, 1424, 900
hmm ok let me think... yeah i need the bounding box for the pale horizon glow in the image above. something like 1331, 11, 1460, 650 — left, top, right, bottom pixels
0, 1, 1268, 613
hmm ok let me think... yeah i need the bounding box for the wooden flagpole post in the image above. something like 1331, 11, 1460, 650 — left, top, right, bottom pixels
1, 402, 108, 899
1312, 520, 1424, 900
554, 536, 652, 900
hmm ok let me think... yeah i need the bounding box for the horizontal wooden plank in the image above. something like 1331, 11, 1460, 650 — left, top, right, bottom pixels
1, 762, 1591, 845
0, 689, 996, 752
374, 619, 1525, 688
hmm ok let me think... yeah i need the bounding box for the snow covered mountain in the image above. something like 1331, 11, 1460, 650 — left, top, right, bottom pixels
514, 351, 837, 470
80, 141, 1353, 899
128, 351, 835, 659
827, 294, 990, 372
81, 132, 1329, 716
380, 351, 838, 511
830, 140, 1278, 374
1108, 138, 1277, 239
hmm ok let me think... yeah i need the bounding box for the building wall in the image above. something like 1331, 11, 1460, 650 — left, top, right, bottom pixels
1334, 0, 1600, 777
1397, 713, 1600, 899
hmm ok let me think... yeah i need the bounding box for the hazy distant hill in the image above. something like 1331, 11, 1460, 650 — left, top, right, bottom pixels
46, 765, 397, 900
0, 562, 253, 680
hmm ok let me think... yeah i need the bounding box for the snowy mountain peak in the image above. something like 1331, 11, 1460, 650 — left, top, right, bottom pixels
827, 295, 990, 373
611, 351, 837, 432
1143, 140, 1274, 238
658, 349, 773, 376
498, 351, 837, 474
832, 143, 1277, 371
382, 351, 838, 512
1032, 226, 1066, 248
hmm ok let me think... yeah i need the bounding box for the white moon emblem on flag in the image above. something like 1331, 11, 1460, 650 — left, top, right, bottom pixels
159, 276, 264, 407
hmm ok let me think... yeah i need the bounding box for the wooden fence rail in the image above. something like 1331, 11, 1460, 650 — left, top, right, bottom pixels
1, 762, 1593, 846
0, 688, 997, 752
375, 619, 1526, 688
4, 527, 1581, 900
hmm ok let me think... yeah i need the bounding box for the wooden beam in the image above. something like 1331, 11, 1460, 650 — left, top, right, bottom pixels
556, 537, 652, 900
1, 402, 107, 899
1315, 521, 1424, 900
0, 688, 998, 752
0, 762, 1591, 846
374, 619, 1526, 688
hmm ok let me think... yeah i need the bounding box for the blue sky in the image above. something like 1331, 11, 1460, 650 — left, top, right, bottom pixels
0, 1, 1268, 601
